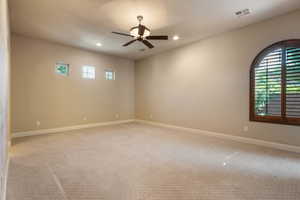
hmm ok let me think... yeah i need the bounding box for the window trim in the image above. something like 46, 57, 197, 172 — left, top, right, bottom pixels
250, 39, 300, 126
55, 63, 69, 76
82, 65, 96, 80
105, 69, 115, 80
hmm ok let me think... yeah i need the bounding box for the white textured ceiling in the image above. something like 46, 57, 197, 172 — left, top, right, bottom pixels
9, 0, 300, 60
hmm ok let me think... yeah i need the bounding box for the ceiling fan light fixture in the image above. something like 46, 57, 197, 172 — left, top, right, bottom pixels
143, 29, 151, 38
112, 15, 168, 49
130, 27, 150, 38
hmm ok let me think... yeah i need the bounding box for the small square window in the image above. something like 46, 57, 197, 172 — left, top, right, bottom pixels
82, 66, 95, 79
55, 63, 69, 76
105, 69, 115, 80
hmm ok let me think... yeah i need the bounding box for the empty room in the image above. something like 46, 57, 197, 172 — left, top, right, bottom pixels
1, 0, 300, 199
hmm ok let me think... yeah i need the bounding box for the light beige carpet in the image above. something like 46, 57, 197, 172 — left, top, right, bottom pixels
7, 122, 300, 200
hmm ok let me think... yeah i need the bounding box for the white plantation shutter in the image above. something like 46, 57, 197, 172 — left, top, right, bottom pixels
250, 40, 300, 125
254, 49, 282, 117
286, 47, 300, 118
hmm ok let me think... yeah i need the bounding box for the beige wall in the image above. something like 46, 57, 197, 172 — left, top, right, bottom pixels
11, 34, 135, 133
11, 10, 300, 147
0, 0, 10, 199
135, 10, 300, 147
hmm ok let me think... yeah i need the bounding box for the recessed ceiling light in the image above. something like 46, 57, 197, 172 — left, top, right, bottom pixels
96, 42, 102, 47
173, 35, 179, 41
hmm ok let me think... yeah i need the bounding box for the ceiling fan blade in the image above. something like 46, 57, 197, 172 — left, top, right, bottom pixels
142, 40, 154, 49
146, 35, 168, 40
112, 32, 134, 37
138, 25, 145, 36
123, 39, 137, 47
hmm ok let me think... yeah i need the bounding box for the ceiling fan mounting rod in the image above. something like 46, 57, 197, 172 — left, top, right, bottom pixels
137, 15, 143, 24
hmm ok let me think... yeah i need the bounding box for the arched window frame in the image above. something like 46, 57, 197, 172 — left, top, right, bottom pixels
250, 39, 300, 125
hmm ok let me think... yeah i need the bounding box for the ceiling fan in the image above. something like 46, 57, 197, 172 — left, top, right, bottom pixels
112, 15, 168, 49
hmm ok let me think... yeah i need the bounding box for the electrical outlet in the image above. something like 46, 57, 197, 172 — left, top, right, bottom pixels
83, 117, 87, 121
115, 114, 120, 119
36, 121, 41, 127
243, 126, 249, 132
149, 114, 153, 119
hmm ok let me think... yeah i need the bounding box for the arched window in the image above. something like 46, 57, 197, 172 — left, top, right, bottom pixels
250, 40, 300, 125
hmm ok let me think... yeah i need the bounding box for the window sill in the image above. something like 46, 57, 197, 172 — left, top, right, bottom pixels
250, 116, 300, 126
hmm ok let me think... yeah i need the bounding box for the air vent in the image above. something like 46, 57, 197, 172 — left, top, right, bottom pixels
235, 9, 251, 17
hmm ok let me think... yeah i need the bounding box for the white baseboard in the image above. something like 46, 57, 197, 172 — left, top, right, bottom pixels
12, 119, 300, 154
12, 119, 135, 139
135, 119, 300, 154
